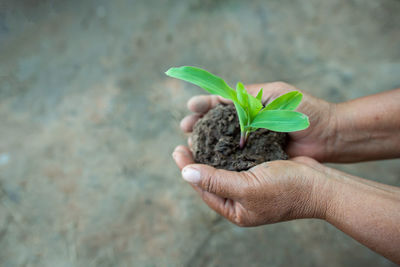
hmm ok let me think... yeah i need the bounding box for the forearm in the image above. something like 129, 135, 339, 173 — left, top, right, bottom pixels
322, 173, 400, 264
330, 88, 400, 162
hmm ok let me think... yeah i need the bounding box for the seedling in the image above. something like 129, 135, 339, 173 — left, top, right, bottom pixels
166, 66, 310, 148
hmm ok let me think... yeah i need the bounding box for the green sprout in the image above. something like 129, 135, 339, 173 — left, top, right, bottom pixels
166, 66, 310, 148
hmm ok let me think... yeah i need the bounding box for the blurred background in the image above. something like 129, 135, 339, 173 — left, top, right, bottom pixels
0, 0, 399, 266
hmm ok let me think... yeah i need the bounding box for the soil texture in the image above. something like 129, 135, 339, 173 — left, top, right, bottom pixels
191, 104, 288, 171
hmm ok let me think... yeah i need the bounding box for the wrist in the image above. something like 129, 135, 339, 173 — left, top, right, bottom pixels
315, 101, 341, 162
301, 166, 338, 221
286, 162, 333, 220
312, 170, 348, 223
324, 96, 400, 162
323, 102, 339, 161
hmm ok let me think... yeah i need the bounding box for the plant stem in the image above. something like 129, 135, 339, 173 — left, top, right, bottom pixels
239, 131, 249, 149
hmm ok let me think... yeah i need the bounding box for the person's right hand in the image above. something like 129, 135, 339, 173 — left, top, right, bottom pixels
180, 82, 338, 162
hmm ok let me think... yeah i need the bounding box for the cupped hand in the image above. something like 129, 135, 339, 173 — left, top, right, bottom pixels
180, 82, 337, 162
172, 145, 331, 226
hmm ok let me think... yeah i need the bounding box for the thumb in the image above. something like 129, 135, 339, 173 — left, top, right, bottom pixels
181, 164, 245, 199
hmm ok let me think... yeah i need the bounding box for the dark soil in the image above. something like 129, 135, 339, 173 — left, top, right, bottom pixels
191, 104, 288, 171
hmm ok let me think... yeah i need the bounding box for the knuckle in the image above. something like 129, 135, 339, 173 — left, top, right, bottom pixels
211, 95, 220, 103
268, 159, 288, 170
202, 170, 218, 193
271, 81, 289, 88
229, 203, 250, 227
232, 214, 248, 227
235, 173, 251, 197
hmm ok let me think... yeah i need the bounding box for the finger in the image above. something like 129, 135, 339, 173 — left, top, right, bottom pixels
181, 164, 246, 199
180, 114, 201, 133
172, 145, 194, 170
191, 184, 236, 222
187, 136, 193, 148
245, 82, 296, 105
174, 150, 239, 222
244, 83, 268, 96
187, 95, 231, 114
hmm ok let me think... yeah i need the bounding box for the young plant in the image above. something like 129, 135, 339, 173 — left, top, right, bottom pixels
165, 66, 310, 148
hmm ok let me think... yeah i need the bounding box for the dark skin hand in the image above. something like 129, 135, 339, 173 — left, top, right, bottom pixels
180, 82, 400, 162
180, 82, 338, 162
173, 82, 400, 264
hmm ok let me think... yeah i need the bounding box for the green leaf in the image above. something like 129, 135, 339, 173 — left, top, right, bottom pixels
233, 101, 248, 132
263, 91, 303, 111
256, 88, 263, 101
236, 82, 263, 123
250, 110, 309, 132
165, 66, 236, 101
236, 82, 248, 108
247, 94, 263, 120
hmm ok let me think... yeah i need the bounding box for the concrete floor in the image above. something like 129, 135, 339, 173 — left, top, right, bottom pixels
0, 0, 399, 266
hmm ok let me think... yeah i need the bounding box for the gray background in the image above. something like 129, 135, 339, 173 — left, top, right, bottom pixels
0, 0, 399, 266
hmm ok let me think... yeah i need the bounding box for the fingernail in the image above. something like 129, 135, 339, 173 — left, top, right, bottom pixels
182, 167, 201, 183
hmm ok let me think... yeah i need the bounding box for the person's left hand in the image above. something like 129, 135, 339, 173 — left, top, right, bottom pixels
172, 145, 330, 226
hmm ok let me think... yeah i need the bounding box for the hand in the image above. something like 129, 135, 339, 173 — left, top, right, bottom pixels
172, 145, 329, 226
180, 82, 337, 162
173, 146, 400, 264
